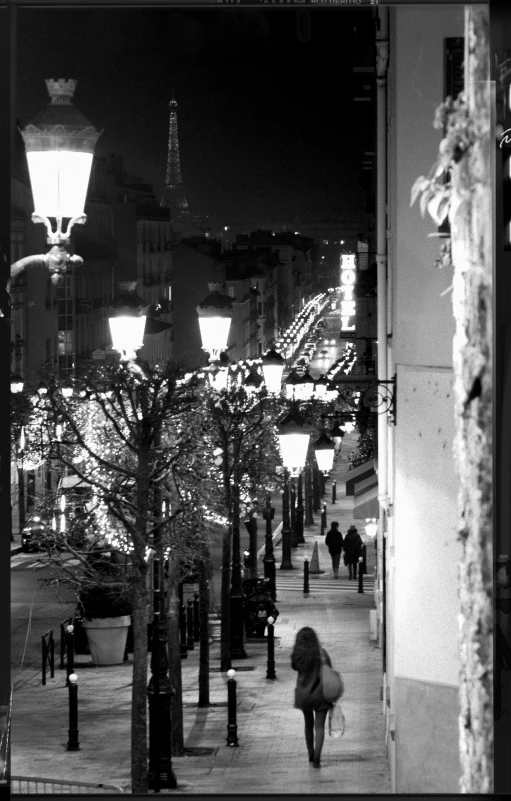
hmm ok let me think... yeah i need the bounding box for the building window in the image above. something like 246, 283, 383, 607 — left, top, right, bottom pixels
228, 286, 235, 298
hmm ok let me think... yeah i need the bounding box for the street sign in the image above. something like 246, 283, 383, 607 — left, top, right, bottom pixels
91, 349, 105, 360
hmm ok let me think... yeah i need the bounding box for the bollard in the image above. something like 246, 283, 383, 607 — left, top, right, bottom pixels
67, 672, 80, 751
362, 544, 367, 575
186, 599, 194, 650
226, 669, 239, 746
180, 601, 188, 659
66, 625, 74, 686
320, 507, 326, 536
358, 557, 364, 594
303, 559, 310, 595
266, 616, 276, 679
193, 592, 200, 641
331, 480, 336, 504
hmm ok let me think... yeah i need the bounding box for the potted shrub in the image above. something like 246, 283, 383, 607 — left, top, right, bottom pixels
81, 583, 132, 666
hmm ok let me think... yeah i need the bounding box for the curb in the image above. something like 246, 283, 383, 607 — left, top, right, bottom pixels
11, 546, 23, 557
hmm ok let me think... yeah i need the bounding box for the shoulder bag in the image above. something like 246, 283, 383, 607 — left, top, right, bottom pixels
321, 662, 345, 703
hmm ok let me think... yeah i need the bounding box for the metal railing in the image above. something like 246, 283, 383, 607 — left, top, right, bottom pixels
41, 630, 54, 686
11, 776, 124, 794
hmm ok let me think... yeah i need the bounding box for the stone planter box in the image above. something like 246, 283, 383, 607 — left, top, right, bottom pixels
83, 616, 131, 665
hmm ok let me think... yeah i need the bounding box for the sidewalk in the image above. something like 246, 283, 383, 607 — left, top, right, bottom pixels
11, 445, 390, 794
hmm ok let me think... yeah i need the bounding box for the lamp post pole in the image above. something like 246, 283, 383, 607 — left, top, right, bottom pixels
263, 493, 276, 600
290, 481, 297, 548
18, 433, 26, 537
304, 463, 314, 527
295, 471, 305, 544
146, 434, 176, 791
280, 470, 293, 570
230, 471, 247, 659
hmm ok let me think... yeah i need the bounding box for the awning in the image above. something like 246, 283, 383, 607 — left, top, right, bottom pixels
353, 485, 379, 519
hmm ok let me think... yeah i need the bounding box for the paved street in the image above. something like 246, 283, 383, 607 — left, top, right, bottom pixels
10, 444, 390, 794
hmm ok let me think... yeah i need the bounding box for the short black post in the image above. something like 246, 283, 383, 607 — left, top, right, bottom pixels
320, 505, 326, 536
180, 598, 188, 659
186, 599, 194, 650
358, 557, 364, 594
362, 544, 367, 575
67, 673, 80, 751
266, 617, 276, 679
331, 480, 336, 504
303, 559, 310, 595
193, 592, 200, 641
226, 669, 239, 746
65, 625, 74, 686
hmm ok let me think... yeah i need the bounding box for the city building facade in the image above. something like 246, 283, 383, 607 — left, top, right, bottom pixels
377, 4, 464, 792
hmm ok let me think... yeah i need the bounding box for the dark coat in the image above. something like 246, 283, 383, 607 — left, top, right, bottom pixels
325, 527, 344, 555
343, 530, 363, 565
292, 647, 333, 712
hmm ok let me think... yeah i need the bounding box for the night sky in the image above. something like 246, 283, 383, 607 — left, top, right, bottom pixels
15, 6, 373, 224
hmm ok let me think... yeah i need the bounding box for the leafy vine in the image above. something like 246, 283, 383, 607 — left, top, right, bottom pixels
410, 93, 477, 269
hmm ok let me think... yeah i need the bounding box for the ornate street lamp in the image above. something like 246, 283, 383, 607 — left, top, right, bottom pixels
208, 364, 229, 393
61, 380, 74, 399
11, 374, 24, 394
261, 348, 285, 394
277, 407, 311, 570
107, 295, 175, 790
314, 431, 336, 475
294, 371, 315, 403
196, 283, 233, 363
108, 282, 148, 362
314, 374, 328, 402
284, 370, 300, 401
243, 367, 264, 395
330, 422, 345, 453
365, 518, 378, 538
20, 79, 100, 249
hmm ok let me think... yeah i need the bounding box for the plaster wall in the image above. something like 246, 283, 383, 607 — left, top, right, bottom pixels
385, 5, 464, 792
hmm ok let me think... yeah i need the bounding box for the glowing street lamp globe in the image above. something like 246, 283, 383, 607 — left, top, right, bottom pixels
294, 371, 315, 402
108, 282, 148, 362
314, 432, 335, 475
20, 79, 101, 243
314, 374, 328, 401
285, 370, 300, 401
244, 367, 264, 395
261, 348, 285, 394
329, 422, 345, 452
196, 283, 233, 363
10, 374, 24, 394
365, 518, 378, 538
277, 407, 311, 473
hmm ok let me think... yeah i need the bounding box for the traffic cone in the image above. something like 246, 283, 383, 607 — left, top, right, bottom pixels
309, 541, 324, 575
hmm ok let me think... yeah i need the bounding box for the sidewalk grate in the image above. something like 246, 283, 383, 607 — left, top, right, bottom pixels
209, 665, 256, 672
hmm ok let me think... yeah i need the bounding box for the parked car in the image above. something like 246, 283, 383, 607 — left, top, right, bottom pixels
21, 510, 56, 552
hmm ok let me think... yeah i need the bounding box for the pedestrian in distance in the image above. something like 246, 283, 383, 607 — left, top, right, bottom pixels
325, 521, 343, 578
291, 626, 333, 769
343, 525, 364, 579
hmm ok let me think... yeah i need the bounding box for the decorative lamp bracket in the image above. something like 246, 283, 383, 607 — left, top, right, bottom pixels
32, 212, 88, 246
362, 374, 397, 424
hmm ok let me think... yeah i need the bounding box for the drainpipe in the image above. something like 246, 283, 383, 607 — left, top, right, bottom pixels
376, 7, 389, 660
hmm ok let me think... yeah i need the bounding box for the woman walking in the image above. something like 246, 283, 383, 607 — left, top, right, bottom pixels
343, 524, 363, 579
291, 626, 333, 768
325, 521, 343, 578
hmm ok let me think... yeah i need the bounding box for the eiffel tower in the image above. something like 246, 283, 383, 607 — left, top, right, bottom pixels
161, 90, 190, 216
